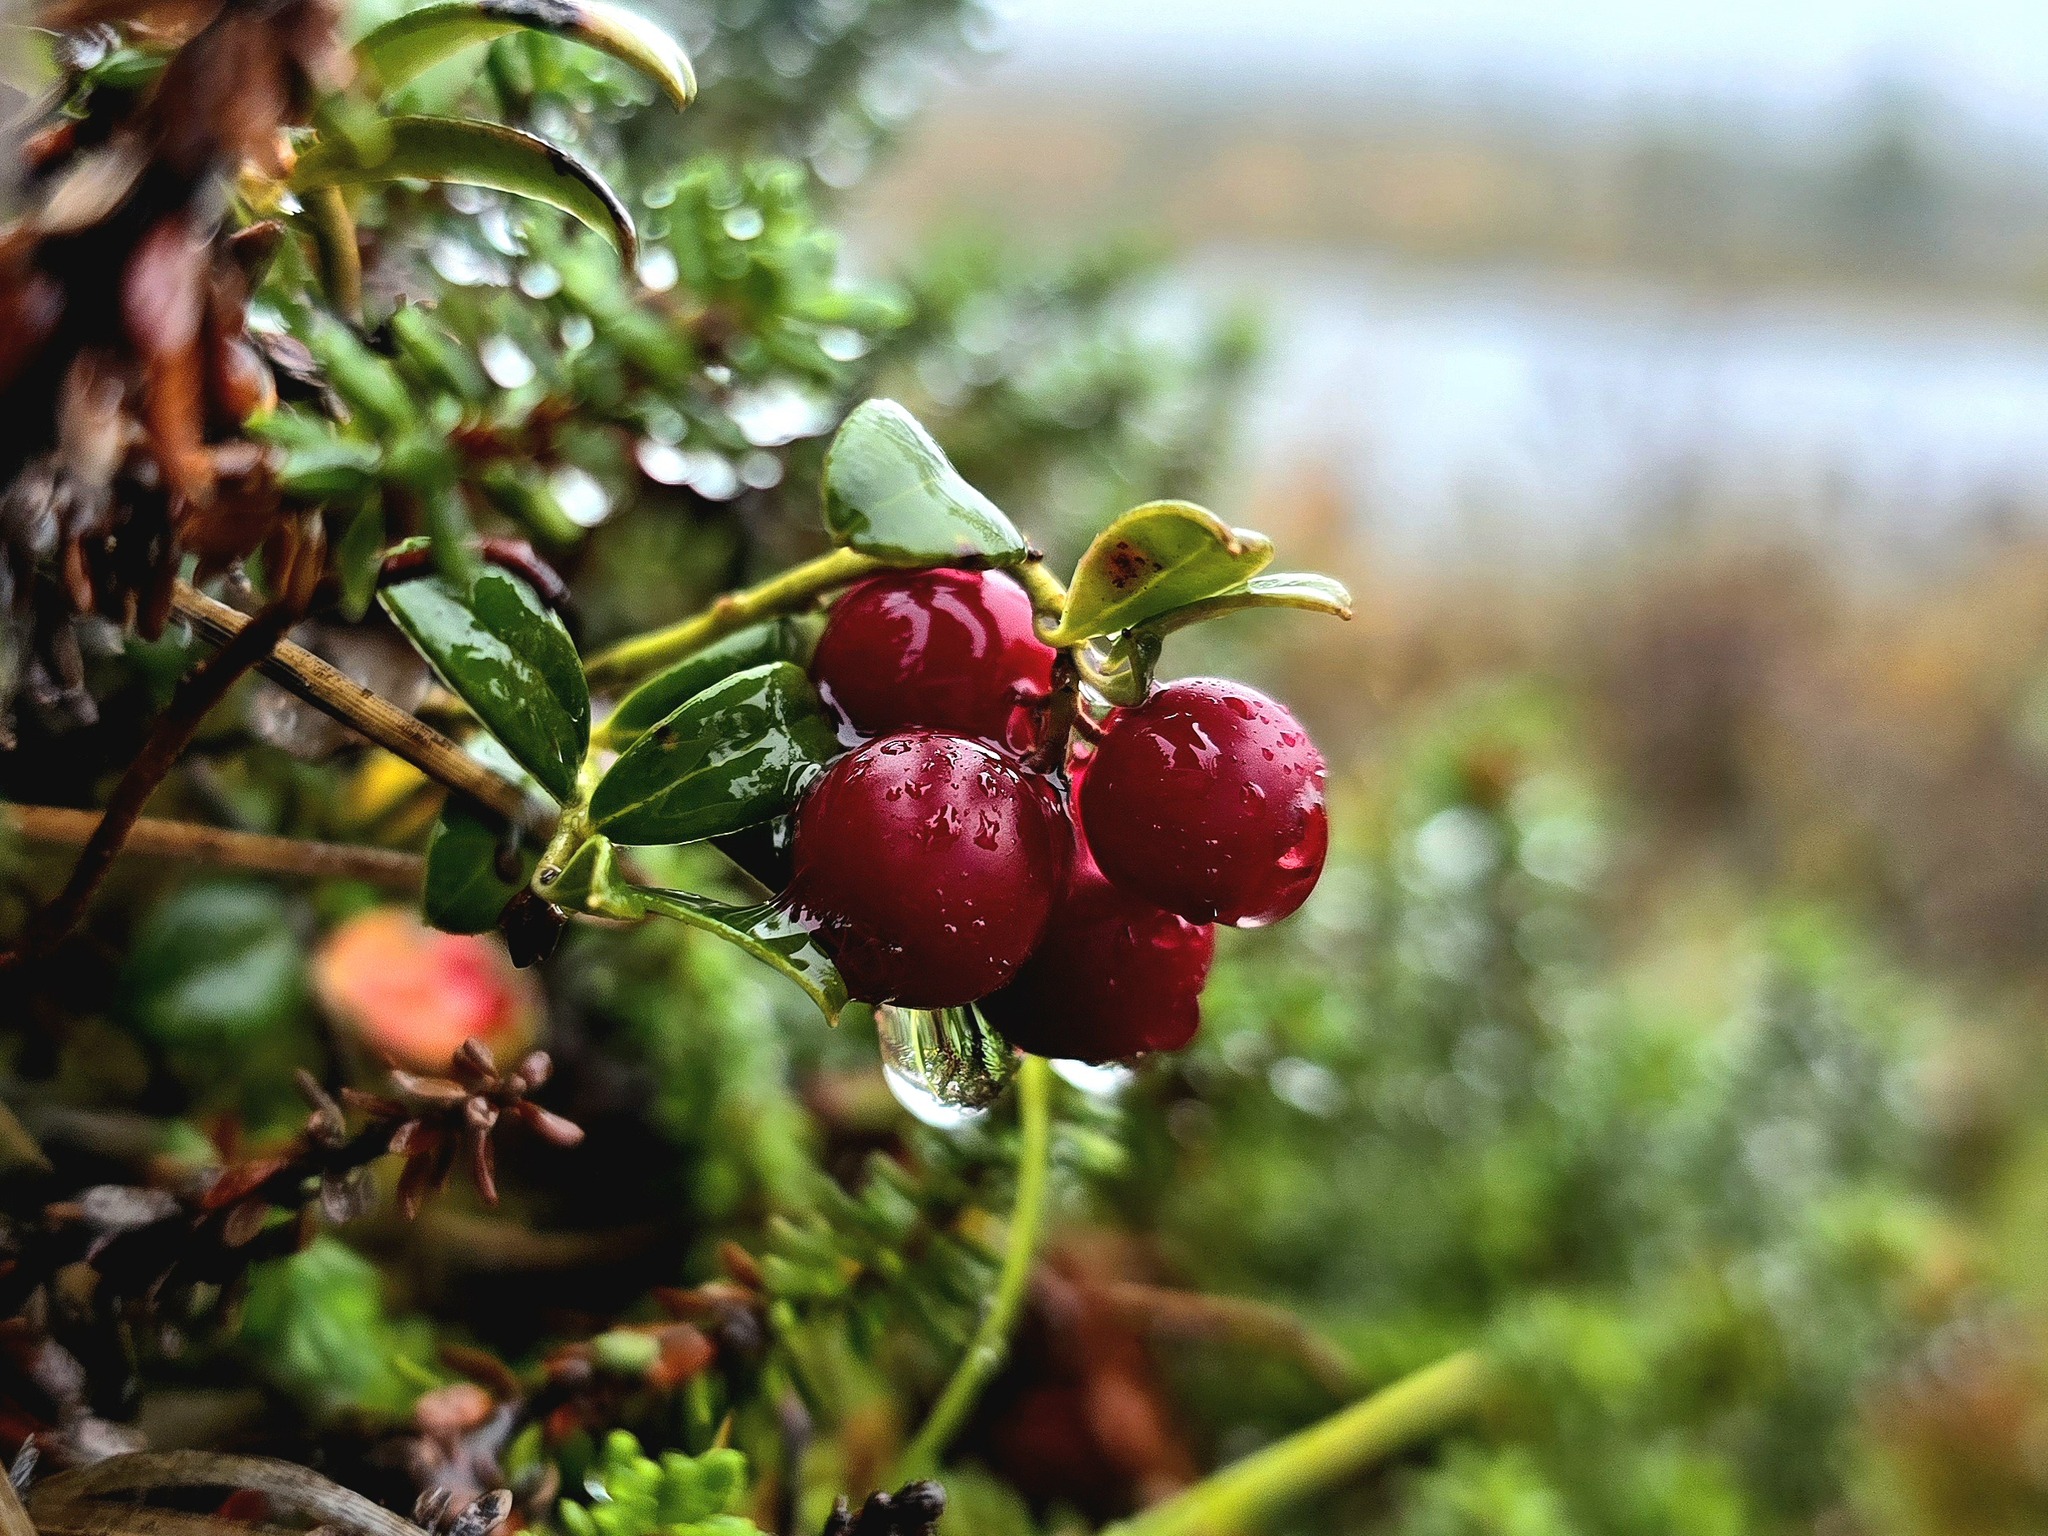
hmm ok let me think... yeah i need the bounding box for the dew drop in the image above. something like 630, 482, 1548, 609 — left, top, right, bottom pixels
881, 1057, 986, 1129
876, 1005, 1010, 1125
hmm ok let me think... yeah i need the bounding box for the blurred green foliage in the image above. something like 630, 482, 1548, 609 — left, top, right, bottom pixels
555, 1431, 758, 1536
0, 0, 2012, 1531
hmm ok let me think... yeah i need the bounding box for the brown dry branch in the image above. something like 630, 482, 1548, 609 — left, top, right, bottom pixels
30, 1452, 437, 1536
6, 585, 307, 965
1100, 1282, 1360, 1397
170, 584, 548, 836
2, 805, 424, 889
0, 1045, 582, 1336
32, 1503, 299, 1536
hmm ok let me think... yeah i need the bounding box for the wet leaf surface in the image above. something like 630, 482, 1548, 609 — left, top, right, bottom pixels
589, 661, 838, 846
822, 400, 1028, 568
1049, 500, 1273, 645
382, 565, 590, 803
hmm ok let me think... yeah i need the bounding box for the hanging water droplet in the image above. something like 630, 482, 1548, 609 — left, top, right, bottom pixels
882, 1055, 986, 1129
876, 1003, 1016, 1123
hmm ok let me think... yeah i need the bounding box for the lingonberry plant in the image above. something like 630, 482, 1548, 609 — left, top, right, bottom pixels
507, 400, 1348, 1082
0, 0, 1364, 1526
0, 1, 1957, 1535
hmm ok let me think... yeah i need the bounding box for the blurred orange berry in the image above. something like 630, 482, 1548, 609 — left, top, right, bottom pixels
313, 908, 539, 1071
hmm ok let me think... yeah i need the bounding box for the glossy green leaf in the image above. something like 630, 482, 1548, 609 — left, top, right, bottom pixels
355, 0, 696, 110
422, 801, 532, 934
292, 116, 636, 260
1047, 500, 1274, 645
635, 886, 848, 1024
588, 662, 838, 846
821, 399, 1028, 568
1137, 571, 1355, 636
301, 317, 412, 437
389, 303, 488, 402
595, 618, 814, 749
381, 565, 590, 803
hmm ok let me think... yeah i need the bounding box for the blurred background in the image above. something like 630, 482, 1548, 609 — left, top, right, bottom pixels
18, 1, 2048, 1531
818, 5, 2048, 1529
858, 0, 2048, 579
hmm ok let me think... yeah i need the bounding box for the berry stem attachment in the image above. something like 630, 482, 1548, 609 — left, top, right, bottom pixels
892, 1052, 1054, 1481
1013, 555, 1069, 641
583, 547, 887, 688
1101, 1349, 1493, 1536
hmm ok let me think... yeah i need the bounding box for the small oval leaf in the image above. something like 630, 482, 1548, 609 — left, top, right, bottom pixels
381, 565, 591, 804
355, 0, 697, 110
1138, 571, 1355, 636
587, 662, 839, 847
1048, 500, 1274, 645
635, 886, 848, 1024
423, 802, 531, 934
595, 618, 814, 749
822, 399, 1028, 568
291, 116, 636, 261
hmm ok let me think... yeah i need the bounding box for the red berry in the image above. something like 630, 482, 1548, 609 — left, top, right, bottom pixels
1080, 678, 1328, 927
982, 843, 1214, 1062
811, 568, 1055, 744
787, 732, 1069, 1008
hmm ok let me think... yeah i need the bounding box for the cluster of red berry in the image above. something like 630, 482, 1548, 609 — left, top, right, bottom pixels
778, 567, 1329, 1062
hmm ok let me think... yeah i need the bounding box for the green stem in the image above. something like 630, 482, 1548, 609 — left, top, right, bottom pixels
303, 186, 363, 323
1103, 1349, 1492, 1536
1014, 554, 1068, 635
583, 548, 886, 688
892, 1053, 1055, 1481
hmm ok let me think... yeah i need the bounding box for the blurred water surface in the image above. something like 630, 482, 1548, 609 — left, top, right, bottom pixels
1173, 249, 2048, 574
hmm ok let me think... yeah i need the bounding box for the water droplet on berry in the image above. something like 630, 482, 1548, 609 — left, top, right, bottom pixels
876, 1004, 1014, 1121
881, 1055, 987, 1128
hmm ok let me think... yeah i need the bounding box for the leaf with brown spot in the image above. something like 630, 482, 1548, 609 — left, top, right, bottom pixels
1048, 500, 1274, 645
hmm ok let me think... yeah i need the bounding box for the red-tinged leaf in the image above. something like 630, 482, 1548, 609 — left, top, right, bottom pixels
649, 1324, 715, 1389
412, 1381, 497, 1437
389, 1069, 471, 1104
510, 1100, 584, 1147
342, 1088, 408, 1119
455, 1037, 497, 1081
465, 1125, 498, 1206
220, 1199, 270, 1249
201, 1158, 289, 1211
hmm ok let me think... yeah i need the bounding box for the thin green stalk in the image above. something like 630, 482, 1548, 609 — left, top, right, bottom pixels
583, 547, 885, 688
1103, 1349, 1492, 1536
1014, 554, 1069, 635
892, 1052, 1055, 1481
303, 186, 363, 323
